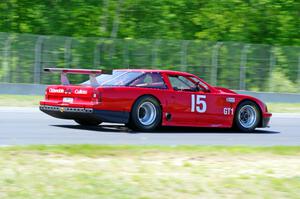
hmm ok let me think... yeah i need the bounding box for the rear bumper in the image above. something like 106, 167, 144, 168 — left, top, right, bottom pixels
40, 105, 129, 123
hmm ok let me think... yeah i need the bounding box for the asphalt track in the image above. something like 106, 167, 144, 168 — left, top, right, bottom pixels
0, 107, 299, 146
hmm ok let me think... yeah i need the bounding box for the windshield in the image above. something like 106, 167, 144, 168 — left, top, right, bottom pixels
81, 70, 144, 86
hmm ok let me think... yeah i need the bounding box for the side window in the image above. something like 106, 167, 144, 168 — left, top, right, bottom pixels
168, 75, 197, 91
129, 72, 167, 89
190, 77, 209, 91
178, 76, 195, 87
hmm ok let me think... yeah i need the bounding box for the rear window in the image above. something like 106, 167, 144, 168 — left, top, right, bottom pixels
82, 71, 144, 86
101, 71, 143, 86
81, 71, 126, 85
129, 72, 167, 89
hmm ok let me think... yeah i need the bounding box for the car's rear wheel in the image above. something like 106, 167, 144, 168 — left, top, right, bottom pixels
234, 101, 260, 132
130, 96, 161, 131
74, 119, 101, 126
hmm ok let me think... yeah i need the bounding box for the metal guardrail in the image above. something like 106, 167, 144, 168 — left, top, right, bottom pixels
0, 83, 47, 95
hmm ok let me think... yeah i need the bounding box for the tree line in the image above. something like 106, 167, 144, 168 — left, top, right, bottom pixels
0, 0, 299, 46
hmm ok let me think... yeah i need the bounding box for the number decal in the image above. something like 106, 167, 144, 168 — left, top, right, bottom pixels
191, 94, 207, 113
224, 107, 233, 115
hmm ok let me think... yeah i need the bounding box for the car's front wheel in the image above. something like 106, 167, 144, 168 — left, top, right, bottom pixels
234, 101, 260, 132
130, 96, 161, 131
74, 119, 102, 126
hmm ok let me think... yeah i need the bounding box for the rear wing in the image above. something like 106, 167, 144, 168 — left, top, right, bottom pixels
44, 68, 102, 87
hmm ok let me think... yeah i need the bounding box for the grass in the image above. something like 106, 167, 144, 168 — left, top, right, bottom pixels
0, 94, 43, 107
0, 145, 299, 199
0, 94, 300, 113
266, 103, 300, 113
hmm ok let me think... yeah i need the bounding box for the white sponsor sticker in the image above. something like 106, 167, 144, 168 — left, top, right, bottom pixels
63, 97, 73, 103
226, 97, 235, 103
49, 88, 64, 93
74, 89, 88, 94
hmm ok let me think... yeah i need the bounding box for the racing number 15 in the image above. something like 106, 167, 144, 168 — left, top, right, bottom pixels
191, 94, 207, 113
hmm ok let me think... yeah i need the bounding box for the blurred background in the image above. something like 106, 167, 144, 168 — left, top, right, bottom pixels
1, 2, 300, 198
0, 0, 299, 92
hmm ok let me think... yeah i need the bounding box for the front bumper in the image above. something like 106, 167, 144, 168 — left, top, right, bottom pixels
40, 105, 129, 123
261, 117, 271, 127
260, 112, 272, 128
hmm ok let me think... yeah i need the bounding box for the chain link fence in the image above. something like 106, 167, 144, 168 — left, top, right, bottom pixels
0, 32, 299, 93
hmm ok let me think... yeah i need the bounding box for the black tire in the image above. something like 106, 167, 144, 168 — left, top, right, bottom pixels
234, 100, 261, 132
74, 119, 102, 126
130, 96, 161, 131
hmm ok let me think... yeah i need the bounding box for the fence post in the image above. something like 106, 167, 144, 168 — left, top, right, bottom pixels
211, 42, 222, 86
34, 36, 44, 84
123, 39, 129, 69
239, 44, 250, 90
64, 37, 72, 68
151, 40, 161, 68
2, 36, 11, 83
298, 54, 300, 92
269, 47, 276, 92
180, 40, 189, 71
93, 39, 103, 68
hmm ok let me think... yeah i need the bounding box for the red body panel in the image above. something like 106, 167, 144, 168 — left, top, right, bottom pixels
40, 69, 272, 128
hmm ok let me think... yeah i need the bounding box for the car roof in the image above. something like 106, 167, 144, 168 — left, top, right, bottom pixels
114, 69, 194, 76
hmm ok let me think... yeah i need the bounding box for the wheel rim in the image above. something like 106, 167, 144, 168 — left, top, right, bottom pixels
138, 102, 157, 126
238, 105, 257, 128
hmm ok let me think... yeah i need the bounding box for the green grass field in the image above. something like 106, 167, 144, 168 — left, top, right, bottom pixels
0, 95, 43, 107
0, 145, 299, 199
0, 94, 300, 113
266, 103, 300, 113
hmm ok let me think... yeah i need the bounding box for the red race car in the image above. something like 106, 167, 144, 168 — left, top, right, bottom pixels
40, 68, 272, 132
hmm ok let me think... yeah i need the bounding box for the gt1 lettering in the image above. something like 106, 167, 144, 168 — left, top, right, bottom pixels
191, 94, 207, 113
224, 107, 233, 115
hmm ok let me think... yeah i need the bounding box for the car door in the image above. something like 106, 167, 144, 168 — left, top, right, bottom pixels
189, 77, 233, 127
164, 75, 200, 126
192, 91, 228, 127
165, 74, 230, 127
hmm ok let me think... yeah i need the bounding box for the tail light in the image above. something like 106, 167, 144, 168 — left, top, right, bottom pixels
45, 89, 48, 100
